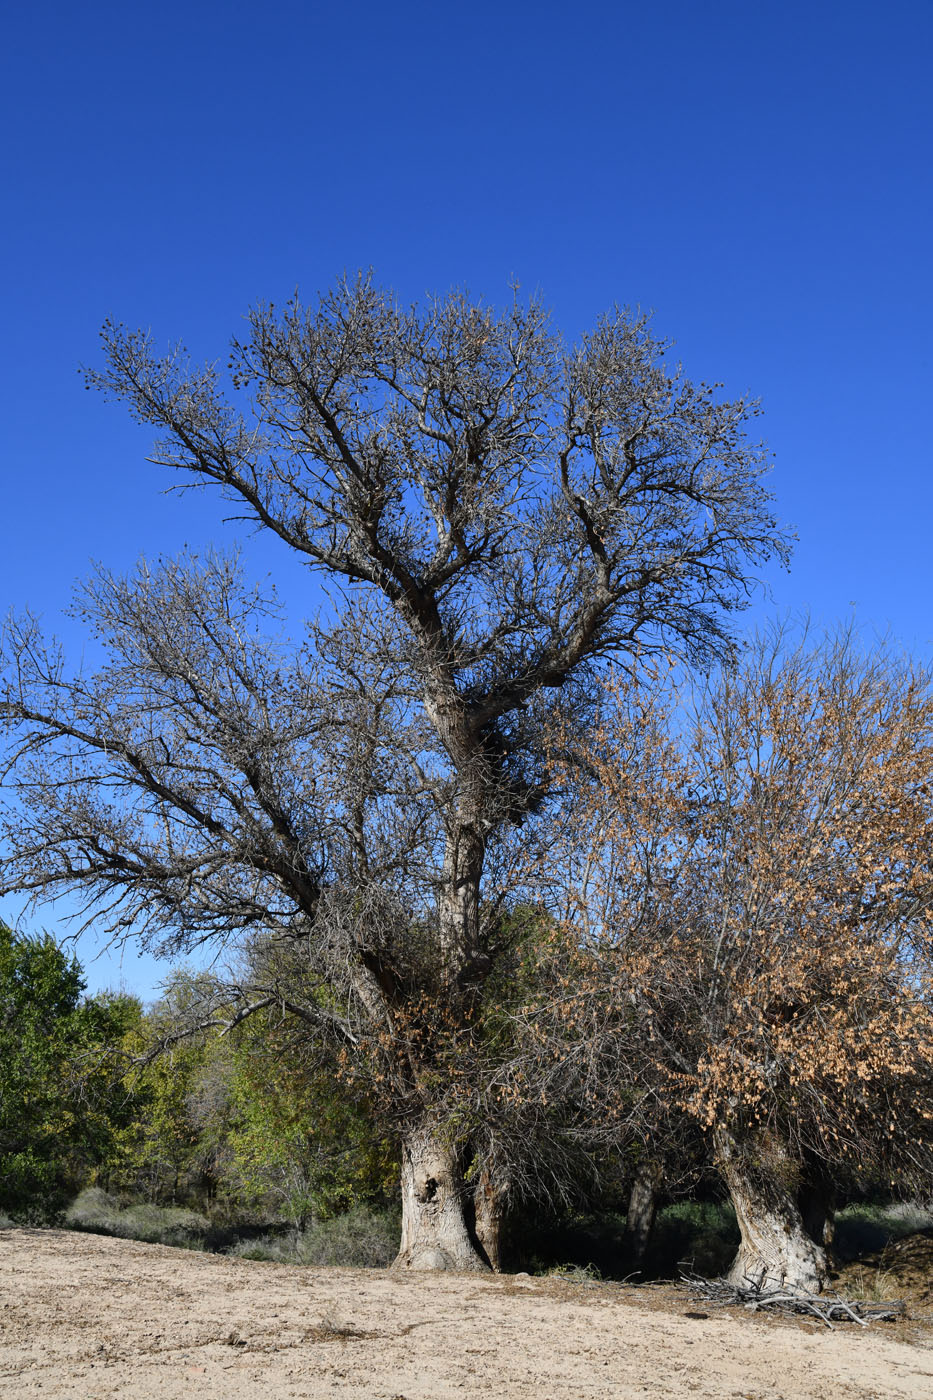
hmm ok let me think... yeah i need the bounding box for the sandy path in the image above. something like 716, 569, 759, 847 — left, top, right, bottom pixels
1, 1229, 931, 1399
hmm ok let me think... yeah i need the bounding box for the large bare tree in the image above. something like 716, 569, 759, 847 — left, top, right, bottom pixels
1, 276, 789, 1269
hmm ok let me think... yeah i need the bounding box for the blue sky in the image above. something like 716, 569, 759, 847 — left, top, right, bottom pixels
1, 0, 931, 1000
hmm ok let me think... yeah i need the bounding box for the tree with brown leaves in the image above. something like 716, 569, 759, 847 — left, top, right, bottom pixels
543, 631, 933, 1291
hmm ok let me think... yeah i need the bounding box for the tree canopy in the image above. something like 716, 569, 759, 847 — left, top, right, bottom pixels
1, 276, 792, 1268
532, 630, 933, 1289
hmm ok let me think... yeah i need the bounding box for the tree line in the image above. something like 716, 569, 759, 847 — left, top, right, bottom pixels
1, 276, 930, 1291
0, 926, 395, 1229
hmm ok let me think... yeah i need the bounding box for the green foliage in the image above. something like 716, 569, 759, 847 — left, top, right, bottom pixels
103, 1003, 216, 1205
100, 972, 397, 1227
225, 1013, 397, 1227
225, 1206, 399, 1267
0, 923, 135, 1218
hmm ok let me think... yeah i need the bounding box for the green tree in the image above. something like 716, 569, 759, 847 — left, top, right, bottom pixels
0, 923, 133, 1217
103, 973, 227, 1206
105, 971, 396, 1223
226, 1009, 397, 1228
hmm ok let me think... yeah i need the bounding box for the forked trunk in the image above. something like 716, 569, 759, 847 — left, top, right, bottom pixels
395, 1120, 489, 1272
714, 1127, 828, 1294
624, 1158, 663, 1267
473, 1165, 509, 1272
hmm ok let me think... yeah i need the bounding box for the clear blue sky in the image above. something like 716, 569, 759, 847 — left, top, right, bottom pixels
1, 0, 931, 1000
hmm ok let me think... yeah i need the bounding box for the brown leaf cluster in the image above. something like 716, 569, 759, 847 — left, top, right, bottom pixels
530, 629, 933, 1192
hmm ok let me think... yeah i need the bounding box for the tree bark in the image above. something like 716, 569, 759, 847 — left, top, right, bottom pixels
714, 1127, 829, 1294
395, 1120, 490, 1272
624, 1158, 663, 1267
437, 824, 486, 973
473, 1165, 509, 1272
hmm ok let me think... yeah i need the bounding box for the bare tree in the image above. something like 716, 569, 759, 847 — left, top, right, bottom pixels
1, 276, 789, 1269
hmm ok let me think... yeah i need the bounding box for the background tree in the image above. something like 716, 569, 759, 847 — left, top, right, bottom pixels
1, 276, 789, 1268
224, 1001, 397, 1228
0, 923, 134, 1218
106, 974, 229, 1206
103, 969, 396, 1225
543, 634, 933, 1292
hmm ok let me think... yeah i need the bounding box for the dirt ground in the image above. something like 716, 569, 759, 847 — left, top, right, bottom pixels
2, 1229, 933, 1400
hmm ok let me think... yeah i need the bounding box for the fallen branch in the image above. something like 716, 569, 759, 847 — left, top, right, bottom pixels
680, 1273, 906, 1330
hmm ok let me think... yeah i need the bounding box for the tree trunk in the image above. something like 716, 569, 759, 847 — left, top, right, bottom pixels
714, 1127, 828, 1294
395, 1120, 490, 1272
624, 1158, 663, 1267
473, 1165, 509, 1272
437, 822, 487, 976
798, 1167, 836, 1257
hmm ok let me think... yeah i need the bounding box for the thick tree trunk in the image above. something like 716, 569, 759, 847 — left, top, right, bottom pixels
624, 1159, 663, 1267
473, 1165, 509, 1272
421, 684, 498, 977
714, 1127, 828, 1294
395, 1120, 490, 1272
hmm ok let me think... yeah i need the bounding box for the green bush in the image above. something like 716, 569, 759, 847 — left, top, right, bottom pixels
834, 1202, 933, 1261
65, 1187, 208, 1248
0, 926, 138, 1219
227, 1206, 399, 1268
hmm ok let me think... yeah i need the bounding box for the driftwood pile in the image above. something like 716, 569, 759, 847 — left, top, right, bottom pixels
681, 1272, 906, 1330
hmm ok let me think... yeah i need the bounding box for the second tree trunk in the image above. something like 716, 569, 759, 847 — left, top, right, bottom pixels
624, 1158, 663, 1268
715, 1127, 829, 1294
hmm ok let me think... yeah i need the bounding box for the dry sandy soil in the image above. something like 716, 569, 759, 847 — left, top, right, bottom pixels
2, 1228, 932, 1399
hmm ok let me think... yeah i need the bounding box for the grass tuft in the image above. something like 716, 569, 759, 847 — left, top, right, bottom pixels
547, 1261, 603, 1282
842, 1264, 899, 1302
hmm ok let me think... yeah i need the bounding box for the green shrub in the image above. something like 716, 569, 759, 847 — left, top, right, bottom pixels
0, 927, 137, 1219
65, 1187, 208, 1248
834, 1202, 933, 1261
227, 1206, 399, 1268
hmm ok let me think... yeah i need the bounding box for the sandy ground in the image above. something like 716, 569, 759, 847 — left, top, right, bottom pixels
2, 1229, 932, 1399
